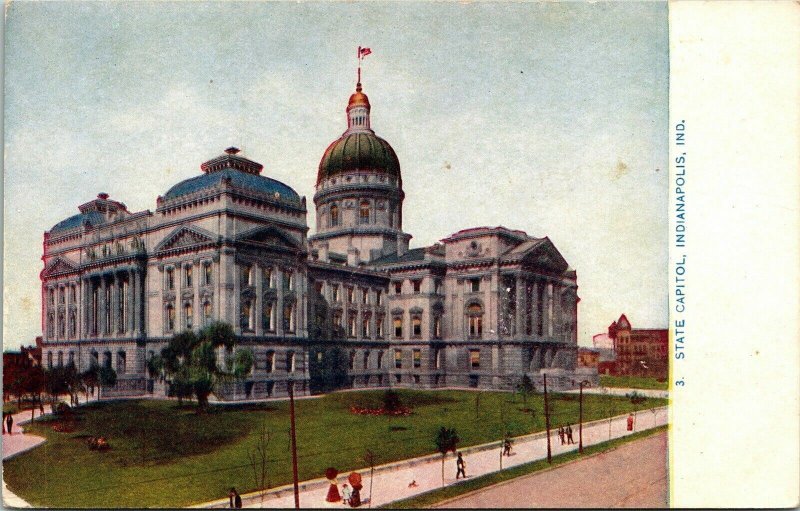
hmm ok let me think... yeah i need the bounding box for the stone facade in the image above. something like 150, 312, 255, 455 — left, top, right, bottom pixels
39, 78, 594, 399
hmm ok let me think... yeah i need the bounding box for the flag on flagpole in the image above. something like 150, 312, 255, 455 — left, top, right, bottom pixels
358, 46, 372, 59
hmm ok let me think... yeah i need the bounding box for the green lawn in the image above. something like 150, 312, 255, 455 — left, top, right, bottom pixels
599, 375, 669, 390
3, 390, 666, 508
384, 425, 669, 509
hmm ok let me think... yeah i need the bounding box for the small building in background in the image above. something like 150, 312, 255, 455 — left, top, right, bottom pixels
609, 314, 668, 378
578, 347, 600, 368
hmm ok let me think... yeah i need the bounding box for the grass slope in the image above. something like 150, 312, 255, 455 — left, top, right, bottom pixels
599, 375, 669, 390
3, 390, 666, 508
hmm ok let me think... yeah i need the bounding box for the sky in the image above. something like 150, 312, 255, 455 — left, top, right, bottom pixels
3, 1, 669, 351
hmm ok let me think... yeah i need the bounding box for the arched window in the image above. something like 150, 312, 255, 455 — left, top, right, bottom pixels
287, 351, 296, 373
265, 351, 275, 373
349, 350, 356, 370
359, 200, 370, 224
330, 204, 339, 227
57, 351, 64, 367
467, 303, 484, 338
363, 351, 370, 369
103, 351, 112, 368
47, 352, 53, 369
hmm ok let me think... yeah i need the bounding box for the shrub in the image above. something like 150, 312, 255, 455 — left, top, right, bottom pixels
382, 390, 402, 412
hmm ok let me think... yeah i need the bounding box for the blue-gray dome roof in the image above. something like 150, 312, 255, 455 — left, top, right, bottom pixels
163, 168, 301, 204
50, 210, 105, 234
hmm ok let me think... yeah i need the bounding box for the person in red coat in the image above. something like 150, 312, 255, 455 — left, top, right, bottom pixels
627, 413, 635, 431
325, 468, 341, 503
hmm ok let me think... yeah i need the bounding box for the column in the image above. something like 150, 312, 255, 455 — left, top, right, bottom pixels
255, 264, 263, 336
176, 263, 184, 332
79, 278, 86, 338
99, 277, 107, 336
553, 284, 562, 342
127, 270, 135, 334
233, 261, 241, 335
110, 273, 119, 336
515, 275, 526, 339
65, 281, 72, 339
545, 281, 553, 338
133, 269, 142, 336
276, 268, 284, 336
193, 261, 201, 330
43, 286, 51, 341
356, 286, 363, 341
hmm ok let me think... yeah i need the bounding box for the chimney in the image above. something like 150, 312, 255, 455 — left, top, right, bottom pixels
347, 247, 360, 266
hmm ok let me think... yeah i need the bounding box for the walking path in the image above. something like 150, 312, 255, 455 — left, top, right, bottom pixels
565, 386, 669, 399
435, 430, 668, 508
197, 406, 668, 508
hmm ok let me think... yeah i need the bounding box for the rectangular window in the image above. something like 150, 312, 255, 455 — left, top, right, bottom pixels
287, 351, 295, 373
332, 285, 341, 302
166, 268, 175, 290
241, 266, 252, 287
470, 278, 480, 293
469, 315, 483, 337
203, 302, 213, 326
203, 262, 213, 285
394, 349, 403, 369
377, 315, 385, 337
470, 349, 480, 369
434, 279, 443, 295
413, 349, 421, 368
241, 301, 253, 331
265, 351, 275, 373
412, 316, 422, 337
362, 316, 370, 338
167, 305, 175, 331
263, 302, 274, 331
70, 285, 77, 302
362, 287, 369, 304
185, 303, 193, 330
284, 304, 294, 332
376, 290, 383, 306
393, 316, 403, 338
347, 287, 354, 303
185, 266, 193, 287
412, 279, 422, 294
394, 281, 403, 294
377, 351, 384, 369
284, 270, 294, 292
314, 281, 324, 295
348, 316, 356, 337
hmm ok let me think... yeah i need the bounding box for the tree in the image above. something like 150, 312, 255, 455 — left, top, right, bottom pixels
44, 366, 70, 407
160, 322, 253, 412
81, 363, 99, 402
248, 422, 272, 504
362, 449, 378, 508
147, 353, 164, 381
434, 427, 460, 487
516, 375, 535, 405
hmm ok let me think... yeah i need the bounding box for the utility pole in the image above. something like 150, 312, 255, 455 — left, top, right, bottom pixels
543, 373, 552, 464
288, 380, 300, 509
579, 381, 585, 454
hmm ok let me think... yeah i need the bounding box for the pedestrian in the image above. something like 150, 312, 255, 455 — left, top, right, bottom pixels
456, 452, 467, 479
503, 438, 512, 456
325, 468, 341, 503
627, 413, 635, 431
342, 483, 351, 506
6, 413, 13, 435
558, 426, 565, 445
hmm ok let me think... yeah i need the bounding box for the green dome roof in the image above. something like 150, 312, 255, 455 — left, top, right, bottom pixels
317, 132, 400, 184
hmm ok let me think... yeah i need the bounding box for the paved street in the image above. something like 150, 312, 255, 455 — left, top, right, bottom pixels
435, 430, 668, 508
198, 406, 667, 508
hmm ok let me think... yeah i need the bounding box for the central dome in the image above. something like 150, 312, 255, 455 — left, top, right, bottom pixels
317, 82, 400, 184
317, 132, 400, 184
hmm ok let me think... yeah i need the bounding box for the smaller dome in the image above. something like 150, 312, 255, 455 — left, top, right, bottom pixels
347, 83, 370, 111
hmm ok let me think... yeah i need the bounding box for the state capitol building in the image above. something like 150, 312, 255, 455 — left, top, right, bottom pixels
39, 76, 594, 399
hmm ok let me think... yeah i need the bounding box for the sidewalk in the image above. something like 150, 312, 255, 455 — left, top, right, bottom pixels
565, 386, 669, 399
198, 406, 668, 509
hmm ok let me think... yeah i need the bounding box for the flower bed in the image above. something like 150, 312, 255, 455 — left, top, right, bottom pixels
51, 421, 76, 433
349, 405, 412, 416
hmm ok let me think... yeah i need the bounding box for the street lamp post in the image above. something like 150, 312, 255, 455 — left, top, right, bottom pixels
578, 380, 590, 454
288, 379, 300, 509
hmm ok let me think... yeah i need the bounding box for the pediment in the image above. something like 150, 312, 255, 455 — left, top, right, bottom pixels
43, 257, 79, 277
520, 238, 569, 273
235, 225, 302, 251
155, 226, 216, 253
